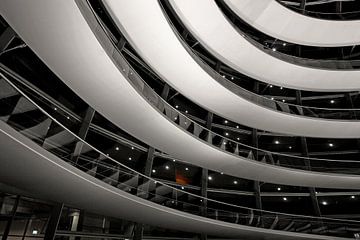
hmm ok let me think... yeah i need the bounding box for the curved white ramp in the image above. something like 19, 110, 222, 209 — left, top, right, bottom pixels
168, 0, 360, 92
103, 0, 360, 138
0, 121, 348, 240
3, 0, 360, 188
224, 0, 360, 47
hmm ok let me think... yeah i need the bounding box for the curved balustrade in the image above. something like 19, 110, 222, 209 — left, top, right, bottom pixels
217, 0, 360, 69
5, 63, 360, 198
1, 71, 360, 239
56, 0, 360, 175
3, 0, 360, 180
158, 0, 360, 121
277, 0, 360, 20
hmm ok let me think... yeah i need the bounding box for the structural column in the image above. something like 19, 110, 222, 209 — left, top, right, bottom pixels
252, 129, 262, 226
200, 112, 213, 240
71, 106, 95, 164
296, 91, 321, 217
2, 195, 20, 240
133, 146, 155, 240
44, 203, 64, 240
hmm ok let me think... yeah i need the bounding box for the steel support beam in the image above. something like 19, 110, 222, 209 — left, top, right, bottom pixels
205, 112, 213, 130
71, 106, 95, 163
251, 129, 262, 227
296, 91, 321, 217
117, 36, 126, 51
200, 113, 213, 240
336, 1, 342, 14
44, 203, 64, 240
0, 27, 16, 53
2, 195, 20, 240
74, 210, 85, 240
215, 61, 221, 73
133, 147, 155, 240
300, 0, 307, 13
161, 84, 170, 101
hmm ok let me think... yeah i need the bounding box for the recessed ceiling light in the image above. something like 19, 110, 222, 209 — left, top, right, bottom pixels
233, 180, 238, 184
269, 85, 273, 88
225, 132, 229, 136
173, 159, 176, 162
175, 105, 179, 108
152, 169, 156, 173
165, 165, 170, 170
277, 187, 281, 191
131, 147, 134, 150
231, 76, 234, 80
54, 107, 57, 111
275, 140, 280, 144
220, 172, 224, 175
224, 120, 228, 124
283, 42, 287, 46
32, 229, 38, 235
283, 197, 287, 201
271, 97, 274, 100
185, 110, 188, 113
329, 143, 334, 147
128, 157, 132, 160
181, 186, 185, 190
185, 167, 189, 171
280, 87, 283, 90
67, 116, 70, 120
351, 195, 355, 199
330, 100, 335, 104
282, 99, 285, 102
322, 201, 328, 206
222, 75, 225, 78
237, 137, 240, 141
115, 147, 119, 151
236, 125, 239, 129
208, 176, 212, 180
289, 146, 292, 149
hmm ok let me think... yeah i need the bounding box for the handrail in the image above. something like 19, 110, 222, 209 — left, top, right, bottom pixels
277, 0, 360, 20
160, 0, 360, 121
3, 65, 360, 197
2, 71, 360, 231
218, 0, 360, 67
78, 0, 360, 177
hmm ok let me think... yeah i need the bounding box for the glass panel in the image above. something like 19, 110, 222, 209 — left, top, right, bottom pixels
1, 64, 360, 239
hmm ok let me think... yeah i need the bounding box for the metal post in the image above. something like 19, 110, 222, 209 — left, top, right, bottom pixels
44, 203, 64, 240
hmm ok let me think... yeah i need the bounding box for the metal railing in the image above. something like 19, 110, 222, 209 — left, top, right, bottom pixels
1, 69, 360, 239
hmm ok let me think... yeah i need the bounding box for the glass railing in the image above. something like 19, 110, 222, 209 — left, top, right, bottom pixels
75, 0, 360, 175
1, 69, 360, 239
217, 0, 360, 68
159, 0, 360, 121
277, 0, 360, 20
